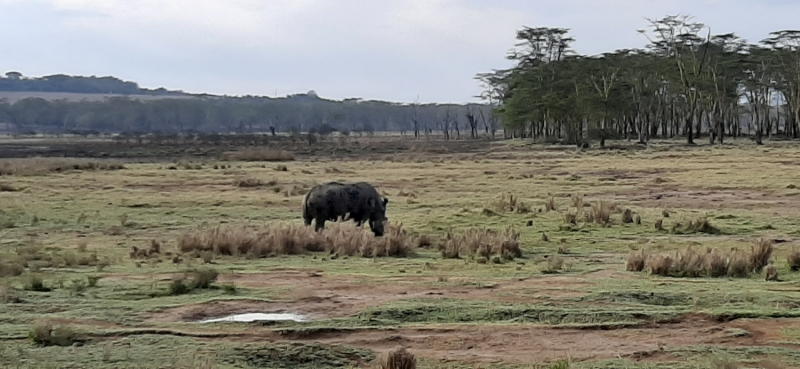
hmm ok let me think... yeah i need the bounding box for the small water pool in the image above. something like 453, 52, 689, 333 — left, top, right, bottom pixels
199, 313, 308, 324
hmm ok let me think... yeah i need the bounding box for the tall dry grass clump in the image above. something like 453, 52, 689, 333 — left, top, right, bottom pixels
380, 347, 416, 369
177, 223, 413, 259
749, 238, 774, 273
639, 239, 776, 279
544, 195, 557, 212
626, 250, 648, 272
494, 193, 531, 214
571, 194, 584, 211
222, 148, 294, 162
437, 227, 521, 261
590, 201, 612, 226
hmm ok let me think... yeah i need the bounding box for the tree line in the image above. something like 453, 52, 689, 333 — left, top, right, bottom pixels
477, 15, 800, 146
0, 90, 495, 139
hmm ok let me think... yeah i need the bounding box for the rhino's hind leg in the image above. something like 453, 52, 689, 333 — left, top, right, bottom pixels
303, 214, 313, 226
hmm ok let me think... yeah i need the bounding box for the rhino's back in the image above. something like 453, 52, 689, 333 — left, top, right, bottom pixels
303, 182, 377, 220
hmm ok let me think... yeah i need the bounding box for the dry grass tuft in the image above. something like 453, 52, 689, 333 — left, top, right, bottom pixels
235, 178, 264, 188
765, 264, 779, 281
564, 212, 577, 225
222, 148, 294, 162
437, 228, 521, 261
705, 250, 728, 278
571, 194, 584, 210
749, 238, 774, 273
626, 250, 648, 272
655, 219, 664, 231
590, 201, 612, 226
380, 347, 416, 369
495, 193, 531, 214
416, 235, 434, 248
672, 217, 721, 235
130, 240, 162, 259
544, 255, 564, 273
544, 195, 557, 212
727, 253, 750, 278
648, 255, 673, 276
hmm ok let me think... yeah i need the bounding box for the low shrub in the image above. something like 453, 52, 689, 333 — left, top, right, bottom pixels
29, 320, 82, 347
169, 278, 191, 296
24, 274, 50, 292
189, 268, 219, 289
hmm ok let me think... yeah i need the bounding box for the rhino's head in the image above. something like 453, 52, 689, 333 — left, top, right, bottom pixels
369, 197, 389, 237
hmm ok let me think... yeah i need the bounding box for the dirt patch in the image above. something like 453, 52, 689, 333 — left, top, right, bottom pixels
147, 269, 595, 323
612, 187, 800, 216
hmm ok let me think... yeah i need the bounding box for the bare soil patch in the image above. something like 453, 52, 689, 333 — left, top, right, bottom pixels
147, 268, 596, 323
612, 187, 799, 216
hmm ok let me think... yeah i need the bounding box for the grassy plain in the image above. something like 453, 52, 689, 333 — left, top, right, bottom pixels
1, 136, 800, 368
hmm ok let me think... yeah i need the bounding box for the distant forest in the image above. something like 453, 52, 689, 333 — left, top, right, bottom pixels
478, 15, 800, 146
0, 72, 495, 138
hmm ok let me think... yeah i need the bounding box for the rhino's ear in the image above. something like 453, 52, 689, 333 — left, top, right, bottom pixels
383, 197, 389, 207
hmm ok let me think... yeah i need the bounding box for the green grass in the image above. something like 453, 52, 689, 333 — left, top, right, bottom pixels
2, 139, 800, 367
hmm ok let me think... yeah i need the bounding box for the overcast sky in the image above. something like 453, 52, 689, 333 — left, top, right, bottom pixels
1, 0, 799, 104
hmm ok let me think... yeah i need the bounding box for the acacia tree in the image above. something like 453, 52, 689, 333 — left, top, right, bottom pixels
478, 14, 800, 146
763, 30, 800, 139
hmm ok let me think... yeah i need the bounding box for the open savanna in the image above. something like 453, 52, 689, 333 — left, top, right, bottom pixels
2, 136, 800, 369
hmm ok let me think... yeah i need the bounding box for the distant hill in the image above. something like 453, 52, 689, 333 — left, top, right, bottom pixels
0, 72, 189, 96
0, 91, 194, 104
